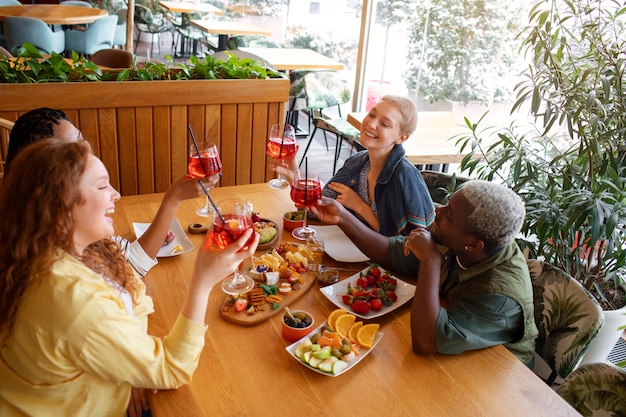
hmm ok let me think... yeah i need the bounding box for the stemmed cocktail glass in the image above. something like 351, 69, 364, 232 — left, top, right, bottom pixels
188, 142, 222, 217
209, 198, 257, 295
290, 165, 321, 240
266, 124, 297, 190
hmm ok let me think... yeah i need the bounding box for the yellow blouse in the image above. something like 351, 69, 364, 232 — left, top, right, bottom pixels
0, 251, 207, 417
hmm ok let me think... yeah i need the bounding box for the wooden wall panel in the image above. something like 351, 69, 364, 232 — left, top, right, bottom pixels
236, 103, 253, 185
0, 79, 289, 195
153, 106, 172, 193
252, 104, 270, 183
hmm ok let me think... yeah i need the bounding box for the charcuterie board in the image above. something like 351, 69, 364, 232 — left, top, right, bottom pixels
219, 271, 316, 326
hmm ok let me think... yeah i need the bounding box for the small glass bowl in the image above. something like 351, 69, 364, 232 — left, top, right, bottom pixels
317, 266, 339, 287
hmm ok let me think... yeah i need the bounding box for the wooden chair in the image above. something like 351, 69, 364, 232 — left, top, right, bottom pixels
0, 117, 15, 182
90, 48, 133, 68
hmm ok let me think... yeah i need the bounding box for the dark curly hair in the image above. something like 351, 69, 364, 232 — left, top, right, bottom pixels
5, 108, 71, 173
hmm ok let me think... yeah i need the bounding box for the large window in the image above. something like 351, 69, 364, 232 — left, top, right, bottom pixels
216, 0, 534, 122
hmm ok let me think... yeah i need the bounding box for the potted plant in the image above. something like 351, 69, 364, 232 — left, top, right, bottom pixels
0, 45, 290, 194
454, 0, 626, 364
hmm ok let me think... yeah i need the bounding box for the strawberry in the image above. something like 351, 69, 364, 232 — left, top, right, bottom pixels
370, 298, 383, 311
357, 276, 369, 289
234, 298, 248, 312
366, 274, 377, 287
351, 299, 371, 314
386, 290, 398, 302
342, 294, 354, 306
251, 212, 261, 222
369, 266, 382, 279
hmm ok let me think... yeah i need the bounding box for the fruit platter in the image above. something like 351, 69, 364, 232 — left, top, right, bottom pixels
252, 212, 279, 251
285, 309, 383, 377
319, 265, 416, 319
219, 243, 317, 326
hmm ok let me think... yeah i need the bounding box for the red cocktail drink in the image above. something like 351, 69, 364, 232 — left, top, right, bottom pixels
290, 178, 322, 208
266, 136, 297, 160
187, 153, 222, 178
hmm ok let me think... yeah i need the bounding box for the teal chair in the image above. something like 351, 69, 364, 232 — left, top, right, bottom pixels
65, 15, 118, 57
0, 0, 21, 49
60, 0, 92, 6
4, 17, 66, 55
556, 362, 626, 416
527, 259, 605, 386
113, 8, 128, 48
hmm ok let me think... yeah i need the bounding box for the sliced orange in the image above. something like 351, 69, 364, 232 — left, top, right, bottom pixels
356, 324, 380, 348
322, 330, 342, 348
334, 314, 356, 338
316, 336, 333, 347
327, 308, 348, 331
347, 321, 363, 343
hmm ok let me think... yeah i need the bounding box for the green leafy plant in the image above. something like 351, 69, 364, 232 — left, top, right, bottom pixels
403, 0, 528, 104
0, 44, 285, 83
455, 0, 626, 309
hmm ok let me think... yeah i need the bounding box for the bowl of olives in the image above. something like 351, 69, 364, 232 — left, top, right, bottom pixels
283, 210, 305, 233
282, 309, 315, 342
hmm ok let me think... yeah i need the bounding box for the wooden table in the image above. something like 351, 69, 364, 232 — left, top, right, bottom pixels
110, 183, 580, 417
348, 112, 470, 166
0, 5, 107, 25
158, 1, 223, 16
240, 47, 344, 71
190, 19, 271, 51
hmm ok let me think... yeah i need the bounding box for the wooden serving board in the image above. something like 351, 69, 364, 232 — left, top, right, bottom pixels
219, 271, 317, 326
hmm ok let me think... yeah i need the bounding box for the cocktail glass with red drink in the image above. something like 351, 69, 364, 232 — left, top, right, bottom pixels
187, 142, 222, 217
267, 124, 297, 190
290, 171, 321, 240
206, 199, 256, 295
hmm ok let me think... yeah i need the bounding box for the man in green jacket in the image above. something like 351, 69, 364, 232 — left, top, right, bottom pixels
311, 180, 538, 365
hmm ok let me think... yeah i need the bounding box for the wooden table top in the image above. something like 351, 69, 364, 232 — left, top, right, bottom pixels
110, 183, 580, 417
190, 19, 271, 37
240, 47, 345, 71
157, 1, 223, 15
0, 5, 107, 25
348, 111, 470, 165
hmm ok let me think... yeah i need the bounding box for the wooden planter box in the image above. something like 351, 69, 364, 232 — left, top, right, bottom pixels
0, 78, 289, 195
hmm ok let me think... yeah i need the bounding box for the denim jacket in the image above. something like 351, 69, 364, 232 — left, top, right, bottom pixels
323, 144, 435, 236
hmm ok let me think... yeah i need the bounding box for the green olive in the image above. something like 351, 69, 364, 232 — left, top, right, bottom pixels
293, 214, 304, 221
285, 212, 293, 220
331, 348, 343, 358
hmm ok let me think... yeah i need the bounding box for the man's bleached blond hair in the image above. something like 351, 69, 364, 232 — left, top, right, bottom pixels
461, 180, 525, 251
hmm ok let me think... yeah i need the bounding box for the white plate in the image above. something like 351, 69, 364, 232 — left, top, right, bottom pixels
311, 225, 369, 263
285, 321, 383, 377
133, 218, 195, 258
319, 266, 416, 319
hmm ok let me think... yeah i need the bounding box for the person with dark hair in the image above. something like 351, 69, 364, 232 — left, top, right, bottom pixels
5, 108, 82, 172
0, 140, 258, 417
311, 180, 538, 365
4, 107, 219, 277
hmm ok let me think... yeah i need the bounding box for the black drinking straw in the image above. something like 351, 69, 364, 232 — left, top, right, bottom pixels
187, 124, 229, 234
278, 124, 285, 158
304, 156, 309, 204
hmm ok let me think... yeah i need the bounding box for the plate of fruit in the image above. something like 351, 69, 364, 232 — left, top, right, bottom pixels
319, 265, 416, 319
252, 212, 279, 251
285, 309, 383, 377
